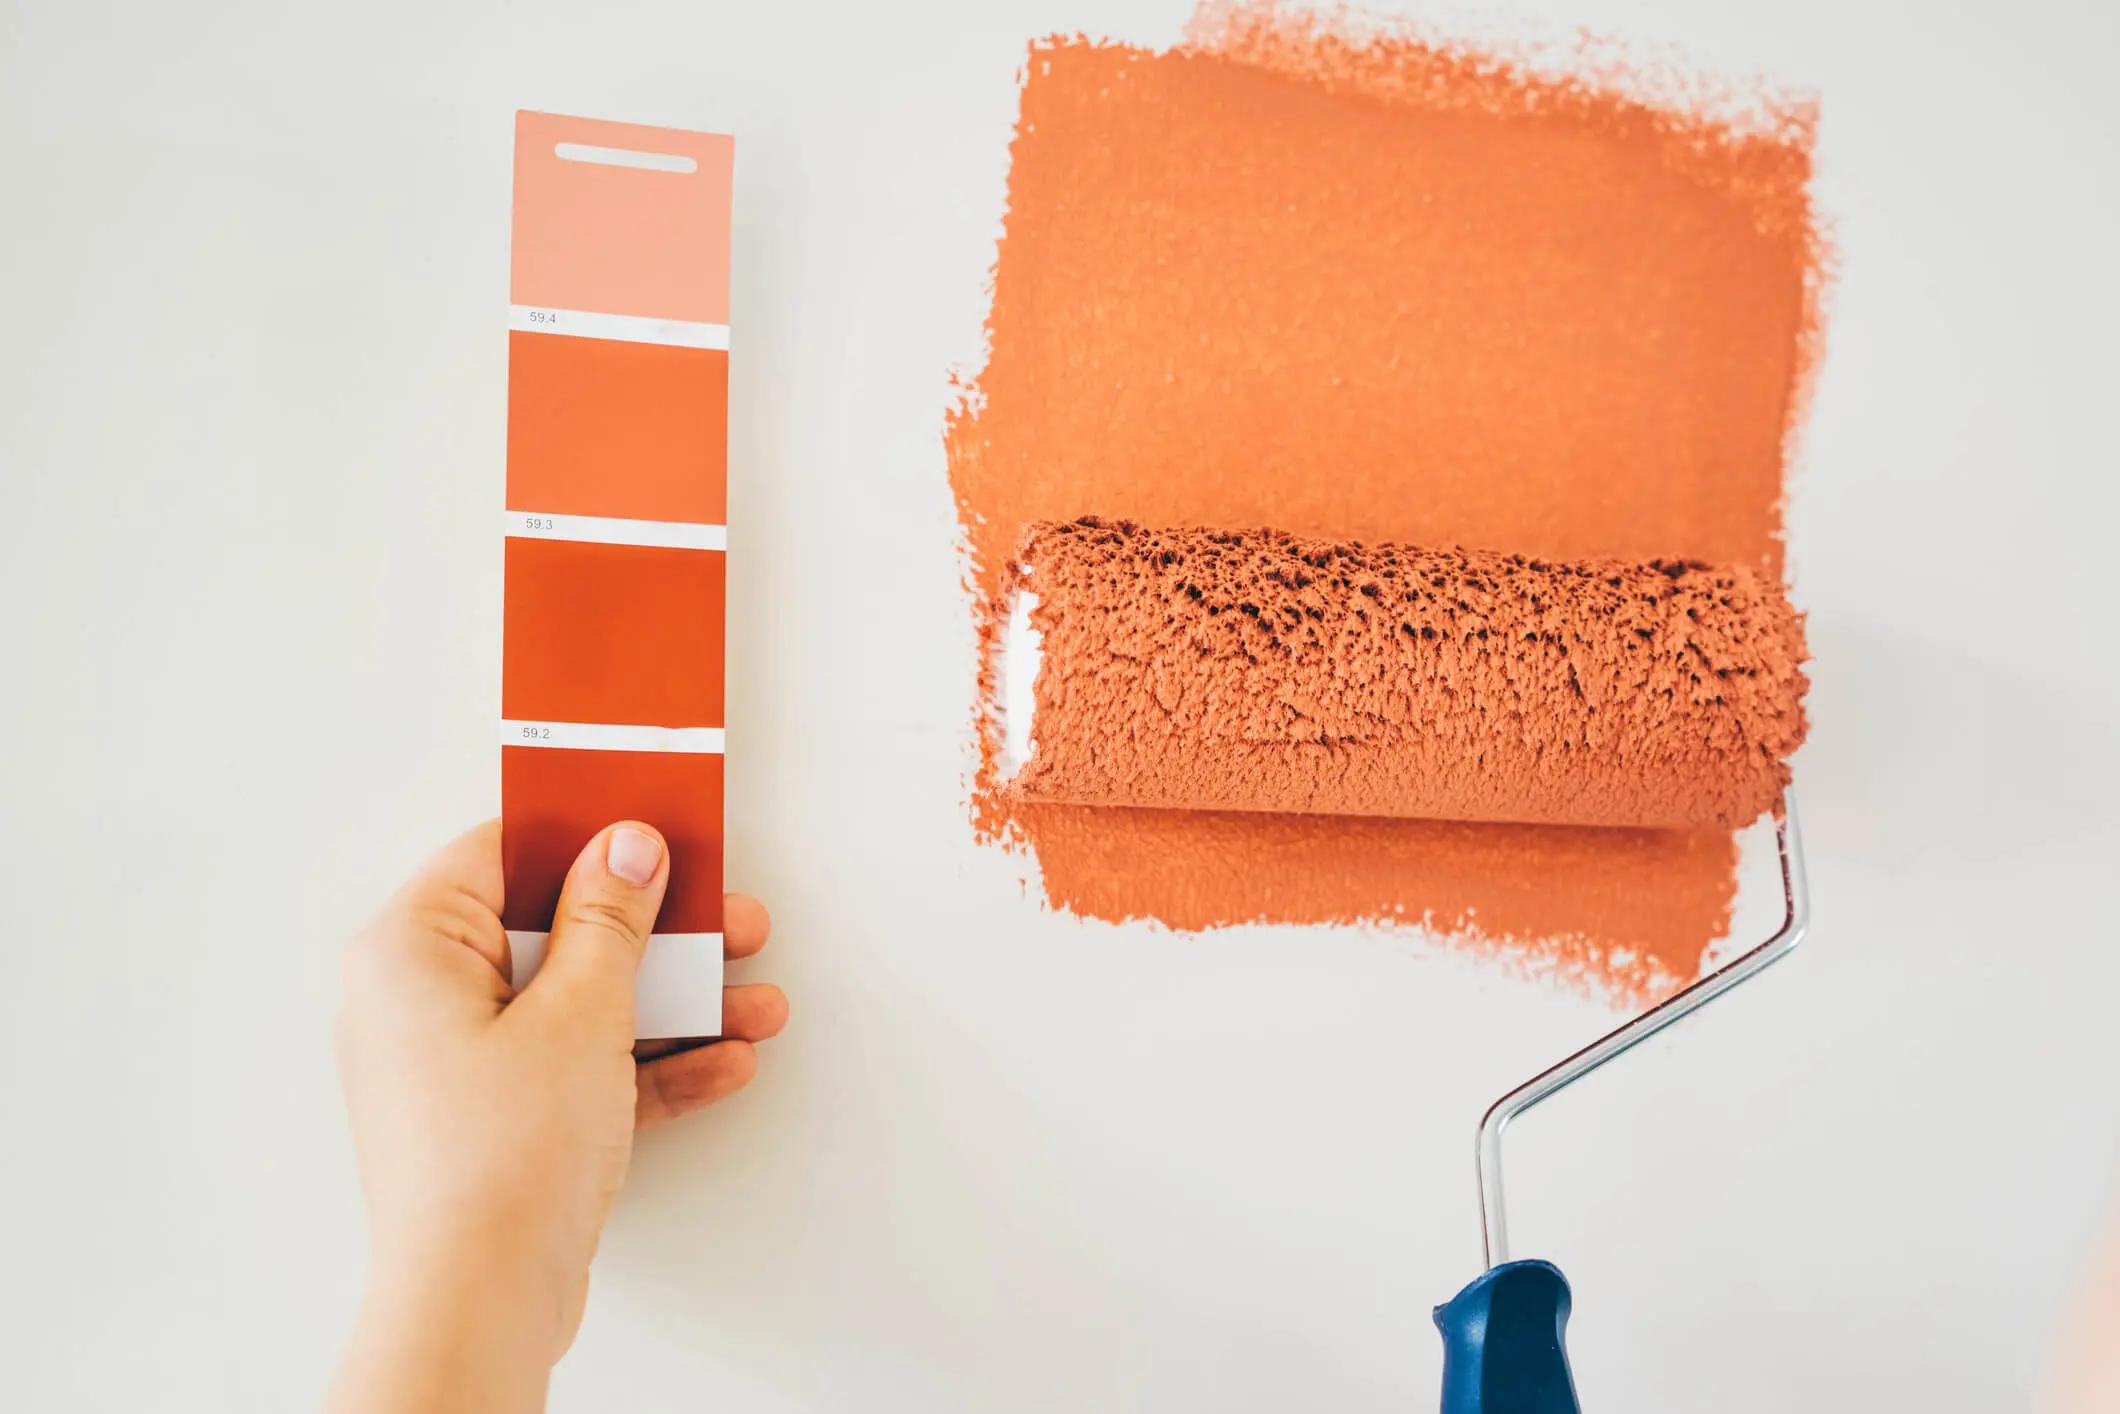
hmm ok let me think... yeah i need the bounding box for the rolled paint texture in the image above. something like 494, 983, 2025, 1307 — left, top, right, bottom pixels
946, 8, 1825, 999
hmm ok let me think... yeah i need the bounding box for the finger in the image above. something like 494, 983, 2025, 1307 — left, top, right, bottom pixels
401, 819, 506, 918
512, 821, 668, 1043
719, 983, 788, 1042
357, 819, 510, 980
635, 1040, 758, 1131
631, 984, 786, 1061
723, 893, 771, 959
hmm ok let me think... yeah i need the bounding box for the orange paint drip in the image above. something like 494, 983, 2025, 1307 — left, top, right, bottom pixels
946, 6, 1825, 999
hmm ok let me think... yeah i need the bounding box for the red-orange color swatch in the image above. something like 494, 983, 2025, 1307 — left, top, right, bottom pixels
503, 538, 726, 728
501, 746, 725, 934
945, 13, 1823, 996
506, 334, 728, 525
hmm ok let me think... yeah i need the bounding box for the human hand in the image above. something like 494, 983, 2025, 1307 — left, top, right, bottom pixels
327, 820, 786, 1414
2054, 1214, 2120, 1412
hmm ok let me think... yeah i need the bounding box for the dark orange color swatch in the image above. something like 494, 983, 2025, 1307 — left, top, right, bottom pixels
511, 111, 734, 324
506, 333, 728, 524
945, 8, 1824, 998
503, 537, 726, 728
501, 746, 725, 934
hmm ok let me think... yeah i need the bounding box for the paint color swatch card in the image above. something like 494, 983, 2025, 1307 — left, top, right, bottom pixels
501, 111, 732, 1039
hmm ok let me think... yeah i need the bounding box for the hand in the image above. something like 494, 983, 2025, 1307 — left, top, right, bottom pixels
327, 820, 786, 1414
2055, 1216, 2120, 1411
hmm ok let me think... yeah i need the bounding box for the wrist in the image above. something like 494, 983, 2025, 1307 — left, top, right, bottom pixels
329, 1232, 565, 1414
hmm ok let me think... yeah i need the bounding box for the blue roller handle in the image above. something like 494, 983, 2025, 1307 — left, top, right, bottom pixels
1434, 1260, 1580, 1414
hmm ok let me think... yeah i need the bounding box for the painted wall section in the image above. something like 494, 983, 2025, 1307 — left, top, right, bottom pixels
946, 6, 1824, 999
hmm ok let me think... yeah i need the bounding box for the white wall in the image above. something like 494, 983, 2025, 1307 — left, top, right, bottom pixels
2, 0, 2116, 1408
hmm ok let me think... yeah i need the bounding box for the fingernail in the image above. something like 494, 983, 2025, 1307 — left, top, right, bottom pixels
607, 826, 662, 887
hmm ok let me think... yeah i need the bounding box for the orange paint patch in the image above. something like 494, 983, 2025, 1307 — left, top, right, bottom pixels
945, 8, 1824, 997
1020, 804, 1737, 998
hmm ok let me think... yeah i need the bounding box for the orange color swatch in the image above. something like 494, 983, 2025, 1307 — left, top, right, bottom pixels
502, 538, 726, 728
945, 8, 1824, 998
506, 334, 728, 524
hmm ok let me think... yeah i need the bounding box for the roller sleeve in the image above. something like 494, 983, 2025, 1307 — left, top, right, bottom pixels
993, 518, 1807, 831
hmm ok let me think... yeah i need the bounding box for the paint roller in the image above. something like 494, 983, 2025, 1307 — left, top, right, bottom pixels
992, 517, 1813, 1414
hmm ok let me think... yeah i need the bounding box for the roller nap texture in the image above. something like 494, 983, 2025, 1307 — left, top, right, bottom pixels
999, 519, 1807, 830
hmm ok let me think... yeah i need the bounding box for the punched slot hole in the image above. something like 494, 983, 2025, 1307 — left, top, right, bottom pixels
554, 142, 697, 174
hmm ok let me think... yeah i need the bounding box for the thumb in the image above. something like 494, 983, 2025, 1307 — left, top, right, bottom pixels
515, 821, 668, 1042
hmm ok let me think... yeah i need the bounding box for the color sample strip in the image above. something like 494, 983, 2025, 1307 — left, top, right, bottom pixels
504, 111, 734, 1039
